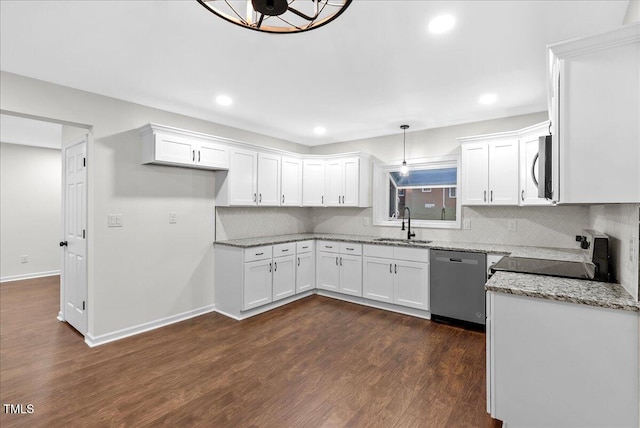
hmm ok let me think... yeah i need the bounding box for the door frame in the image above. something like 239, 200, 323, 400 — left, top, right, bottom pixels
58, 134, 90, 336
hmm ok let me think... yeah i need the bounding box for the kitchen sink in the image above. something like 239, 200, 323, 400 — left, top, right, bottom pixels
373, 238, 431, 244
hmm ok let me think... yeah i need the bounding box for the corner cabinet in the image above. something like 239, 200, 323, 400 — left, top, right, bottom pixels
316, 241, 363, 296
217, 149, 281, 206
140, 124, 229, 170
460, 137, 519, 206
548, 23, 640, 203
305, 154, 371, 208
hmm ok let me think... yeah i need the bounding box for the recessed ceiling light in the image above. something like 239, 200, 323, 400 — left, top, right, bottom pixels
478, 93, 497, 105
313, 126, 326, 135
216, 95, 233, 106
428, 14, 455, 34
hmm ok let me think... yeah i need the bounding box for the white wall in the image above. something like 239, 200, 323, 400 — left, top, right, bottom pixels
0, 143, 61, 281
590, 204, 639, 299
0, 71, 305, 339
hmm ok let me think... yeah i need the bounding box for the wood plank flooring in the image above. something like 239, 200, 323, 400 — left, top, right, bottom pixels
1, 277, 501, 427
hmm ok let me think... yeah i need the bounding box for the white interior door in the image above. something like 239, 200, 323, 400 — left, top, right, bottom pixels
61, 136, 88, 335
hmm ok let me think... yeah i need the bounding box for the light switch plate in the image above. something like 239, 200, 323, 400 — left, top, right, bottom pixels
21, 255, 28, 263
508, 220, 517, 231
169, 212, 177, 224
463, 219, 471, 230
108, 214, 123, 227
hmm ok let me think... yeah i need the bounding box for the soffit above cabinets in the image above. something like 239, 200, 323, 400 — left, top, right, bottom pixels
0, 114, 62, 149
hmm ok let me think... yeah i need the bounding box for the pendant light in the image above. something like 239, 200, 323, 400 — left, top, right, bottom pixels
400, 124, 409, 176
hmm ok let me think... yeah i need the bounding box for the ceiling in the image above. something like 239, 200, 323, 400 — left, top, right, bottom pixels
0, 1, 629, 146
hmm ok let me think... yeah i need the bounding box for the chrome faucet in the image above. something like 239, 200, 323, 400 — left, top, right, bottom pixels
401, 207, 416, 240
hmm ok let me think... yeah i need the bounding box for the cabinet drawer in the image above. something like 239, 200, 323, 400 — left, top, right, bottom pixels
273, 242, 295, 257
296, 240, 314, 254
244, 246, 272, 262
317, 241, 339, 253
394, 247, 429, 263
363, 244, 394, 259
340, 243, 362, 255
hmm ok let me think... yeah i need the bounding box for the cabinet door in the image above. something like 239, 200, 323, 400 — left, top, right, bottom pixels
317, 252, 340, 292
488, 140, 519, 205
324, 159, 343, 206
362, 257, 394, 303
257, 153, 281, 206
155, 132, 195, 166
296, 251, 315, 293
339, 254, 362, 297
243, 260, 272, 310
281, 156, 302, 206
196, 140, 229, 169
519, 132, 551, 206
230, 148, 258, 206
461, 143, 489, 205
342, 157, 360, 206
273, 255, 296, 301
302, 159, 325, 206
394, 261, 429, 310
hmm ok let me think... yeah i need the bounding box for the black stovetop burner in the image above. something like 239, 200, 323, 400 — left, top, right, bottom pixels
491, 257, 596, 280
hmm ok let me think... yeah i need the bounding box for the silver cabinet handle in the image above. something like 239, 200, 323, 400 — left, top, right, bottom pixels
274, 262, 277, 271
325, 245, 333, 249
281, 249, 289, 252
198, 150, 201, 162
521, 190, 525, 201
390, 263, 392, 273
302, 246, 309, 249
322, 195, 324, 204
253, 193, 257, 202
259, 193, 262, 203
338, 194, 341, 204
340, 257, 342, 266
342, 195, 345, 204
335, 257, 338, 265
282, 195, 285, 204
483, 190, 487, 202
269, 262, 272, 273
255, 252, 264, 256
346, 247, 354, 251
490, 190, 493, 202
297, 257, 300, 266
192, 150, 195, 162
394, 264, 397, 274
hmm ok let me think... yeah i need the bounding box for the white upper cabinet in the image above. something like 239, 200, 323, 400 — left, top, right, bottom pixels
322, 156, 368, 207
257, 153, 281, 206
140, 125, 229, 170
302, 159, 325, 206
460, 137, 519, 205
281, 156, 302, 206
519, 122, 552, 206
229, 148, 259, 206
548, 23, 640, 204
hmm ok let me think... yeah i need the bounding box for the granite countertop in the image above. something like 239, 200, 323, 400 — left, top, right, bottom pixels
486, 271, 640, 312
214, 233, 587, 263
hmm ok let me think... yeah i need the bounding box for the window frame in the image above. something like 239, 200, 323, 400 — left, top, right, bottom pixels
372, 156, 461, 229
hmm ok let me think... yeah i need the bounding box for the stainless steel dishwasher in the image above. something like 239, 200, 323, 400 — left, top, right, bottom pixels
430, 249, 487, 326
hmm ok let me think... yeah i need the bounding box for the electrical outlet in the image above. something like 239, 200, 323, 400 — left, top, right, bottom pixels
169, 212, 177, 224
20, 255, 28, 263
508, 220, 517, 231
463, 219, 471, 230
630, 237, 635, 262
363, 216, 370, 226
108, 214, 123, 227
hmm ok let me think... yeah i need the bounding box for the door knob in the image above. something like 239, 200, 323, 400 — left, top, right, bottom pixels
59, 241, 68, 247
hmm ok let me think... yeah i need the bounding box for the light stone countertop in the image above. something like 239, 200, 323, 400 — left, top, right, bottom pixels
486, 271, 639, 312
214, 232, 639, 312
214, 233, 587, 263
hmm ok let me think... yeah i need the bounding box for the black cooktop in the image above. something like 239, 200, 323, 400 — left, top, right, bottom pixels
491, 256, 595, 280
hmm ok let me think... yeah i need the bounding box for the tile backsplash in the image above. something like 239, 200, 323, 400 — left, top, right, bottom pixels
216, 205, 590, 249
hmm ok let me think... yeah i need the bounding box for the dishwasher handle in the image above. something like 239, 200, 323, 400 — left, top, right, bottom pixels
434, 256, 479, 265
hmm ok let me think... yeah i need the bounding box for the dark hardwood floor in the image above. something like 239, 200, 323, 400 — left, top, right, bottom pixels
1, 276, 501, 427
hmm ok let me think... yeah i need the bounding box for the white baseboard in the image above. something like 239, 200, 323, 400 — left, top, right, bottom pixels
315, 290, 431, 320
0, 270, 60, 283
214, 291, 314, 321
84, 304, 216, 347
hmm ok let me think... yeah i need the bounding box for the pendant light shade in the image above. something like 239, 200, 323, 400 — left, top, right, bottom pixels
400, 124, 409, 176
197, 0, 353, 34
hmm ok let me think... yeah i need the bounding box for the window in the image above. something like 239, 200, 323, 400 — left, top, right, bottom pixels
373, 156, 461, 229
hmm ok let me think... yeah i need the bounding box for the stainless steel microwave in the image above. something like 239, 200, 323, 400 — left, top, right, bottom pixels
536, 134, 553, 199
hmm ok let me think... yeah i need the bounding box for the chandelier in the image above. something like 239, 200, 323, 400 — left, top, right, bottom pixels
197, 0, 353, 34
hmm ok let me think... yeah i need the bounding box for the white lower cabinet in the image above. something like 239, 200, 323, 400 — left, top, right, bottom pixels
272, 254, 295, 301
316, 241, 362, 296
362, 245, 429, 311
243, 259, 273, 310
296, 241, 315, 293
